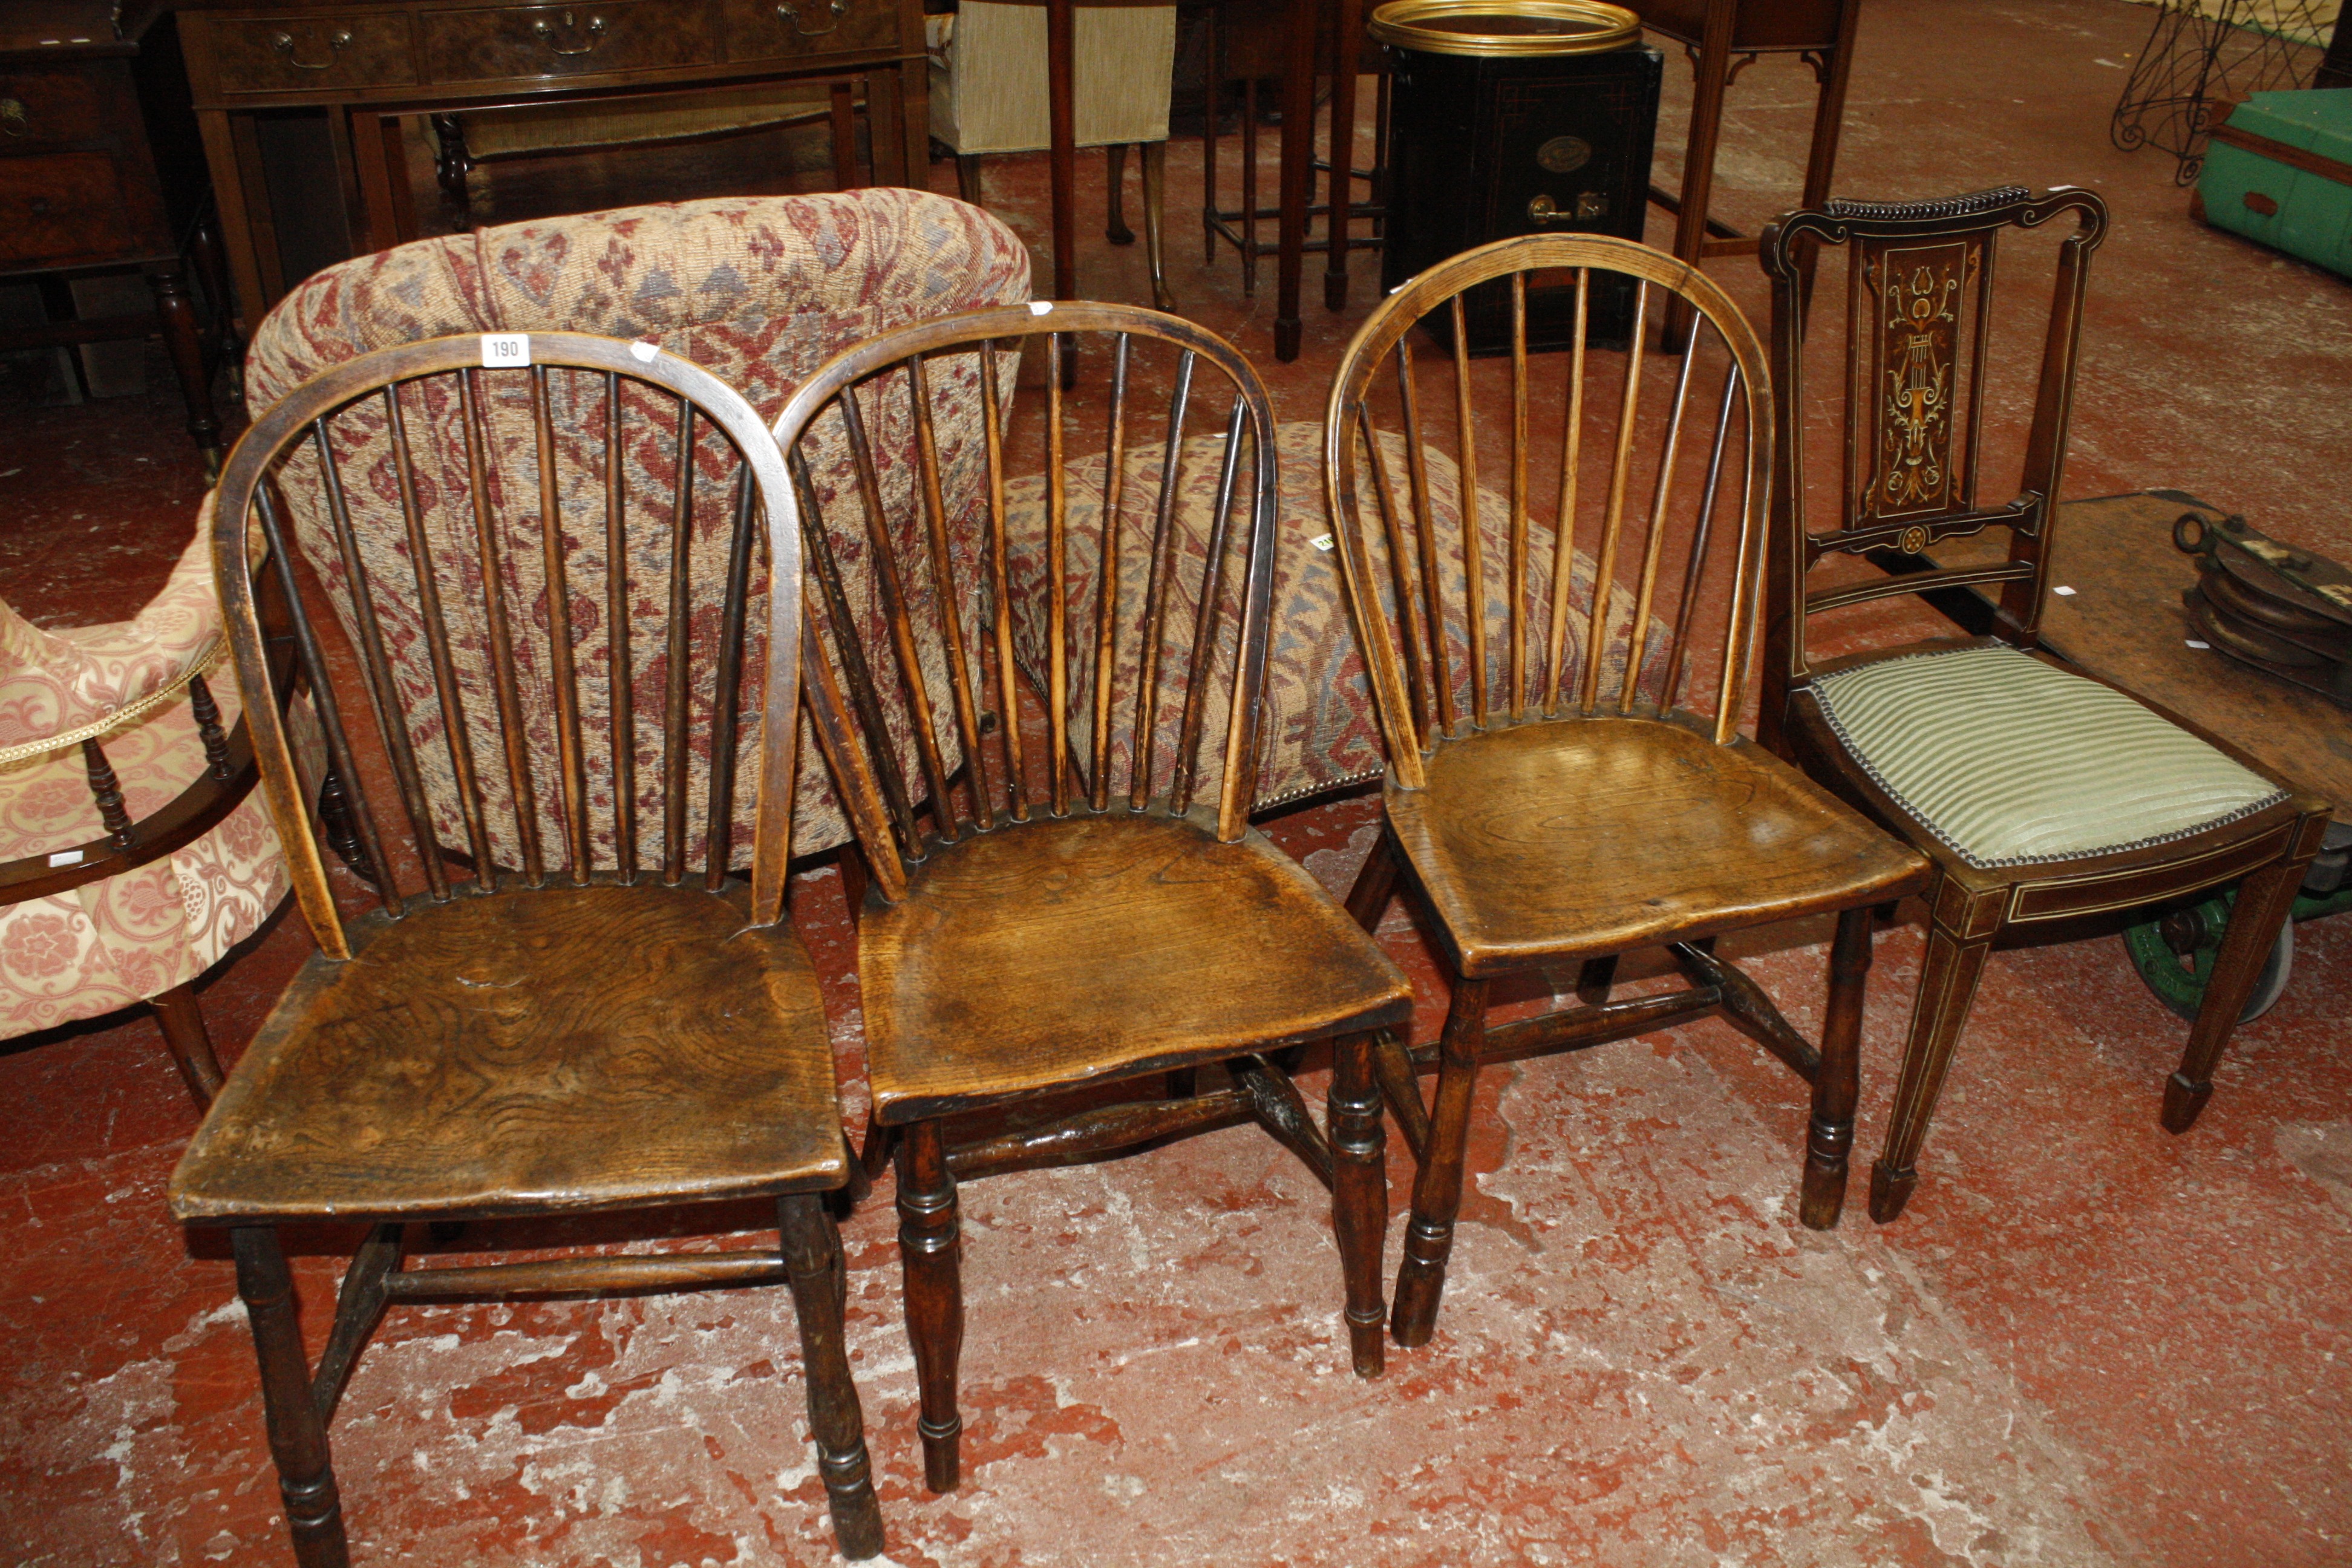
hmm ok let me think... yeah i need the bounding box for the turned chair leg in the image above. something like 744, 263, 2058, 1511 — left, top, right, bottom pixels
1391, 976, 1489, 1347
1140, 140, 1176, 313
233, 1226, 350, 1568
1869, 901, 1994, 1223
1328, 1032, 1388, 1377
1106, 143, 1135, 243
894, 1120, 964, 1492
2164, 855, 2310, 1132
779, 1195, 885, 1560
152, 981, 224, 1108
1801, 906, 1872, 1230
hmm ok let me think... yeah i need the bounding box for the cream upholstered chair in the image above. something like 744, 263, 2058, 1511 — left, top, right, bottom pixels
0, 515, 312, 1106
240, 189, 1033, 869
929, 0, 1180, 309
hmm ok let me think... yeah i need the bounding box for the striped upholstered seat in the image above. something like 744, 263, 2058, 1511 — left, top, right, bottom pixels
1811, 644, 2287, 870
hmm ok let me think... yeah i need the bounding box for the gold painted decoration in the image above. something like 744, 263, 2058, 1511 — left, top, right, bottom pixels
1858, 240, 1978, 521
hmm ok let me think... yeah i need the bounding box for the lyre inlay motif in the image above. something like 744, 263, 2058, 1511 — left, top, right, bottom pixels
1858, 241, 1978, 520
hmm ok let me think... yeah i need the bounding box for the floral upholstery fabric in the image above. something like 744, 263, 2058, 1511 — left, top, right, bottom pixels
242, 191, 1030, 867
1002, 421, 1671, 814
0, 521, 315, 1039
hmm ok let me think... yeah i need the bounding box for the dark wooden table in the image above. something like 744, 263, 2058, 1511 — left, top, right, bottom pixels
165, 0, 930, 333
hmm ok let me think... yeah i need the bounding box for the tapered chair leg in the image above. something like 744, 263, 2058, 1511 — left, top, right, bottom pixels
779, 1195, 885, 1560
2164, 854, 2311, 1132
1343, 825, 1399, 935
955, 153, 985, 206
1391, 976, 1488, 1347
152, 981, 224, 1107
1801, 906, 1872, 1229
1140, 141, 1176, 312
894, 1121, 964, 1493
234, 1226, 350, 1568
1868, 904, 1994, 1223
1661, 25, 1733, 353
1327, 1032, 1388, 1377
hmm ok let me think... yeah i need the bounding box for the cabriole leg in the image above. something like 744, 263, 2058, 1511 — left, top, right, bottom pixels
1328, 1031, 1388, 1377
1391, 976, 1488, 1347
779, 1194, 884, 1560
232, 1226, 348, 1568
1802, 906, 1872, 1229
894, 1120, 964, 1492
1869, 909, 1993, 1223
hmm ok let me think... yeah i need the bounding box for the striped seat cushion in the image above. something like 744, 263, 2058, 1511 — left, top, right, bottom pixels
1811, 644, 2287, 869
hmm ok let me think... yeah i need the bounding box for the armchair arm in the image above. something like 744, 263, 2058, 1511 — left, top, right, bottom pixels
0, 500, 226, 764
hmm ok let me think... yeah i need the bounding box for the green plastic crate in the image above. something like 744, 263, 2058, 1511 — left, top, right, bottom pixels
2197, 88, 2352, 279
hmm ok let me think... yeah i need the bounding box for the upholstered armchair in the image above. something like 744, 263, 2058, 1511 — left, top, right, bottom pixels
0, 512, 309, 1106
239, 189, 1032, 869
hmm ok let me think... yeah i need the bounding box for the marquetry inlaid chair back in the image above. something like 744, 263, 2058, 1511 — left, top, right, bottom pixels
1756, 184, 2107, 710
1327, 234, 1931, 1348
1754, 187, 2328, 1226
1322, 232, 1774, 774
213, 333, 811, 945
771, 300, 1282, 891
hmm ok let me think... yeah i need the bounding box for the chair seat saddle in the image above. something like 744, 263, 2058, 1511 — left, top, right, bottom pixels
1810, 644, 2288, 871
859, 810, 1415, 1126
170, 881, 848, 1225
1387, 717, 1929, 979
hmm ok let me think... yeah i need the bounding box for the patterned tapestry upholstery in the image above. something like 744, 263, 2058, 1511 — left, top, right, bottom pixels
243, 191, 1031, 867
1002, 422, 1673, 814
1811, 644, 2289, 869
0, 513, 310, 1039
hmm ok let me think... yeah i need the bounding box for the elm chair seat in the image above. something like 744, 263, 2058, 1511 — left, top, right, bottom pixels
1811, 645, 2288, 871
172, 882, 845, 1223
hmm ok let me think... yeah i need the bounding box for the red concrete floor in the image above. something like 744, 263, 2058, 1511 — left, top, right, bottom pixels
4, 0, 2350, 1563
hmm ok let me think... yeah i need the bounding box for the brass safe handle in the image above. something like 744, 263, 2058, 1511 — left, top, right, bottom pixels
270, 28, 354, 69
1527, 192, 1606, 225
533, 11, 609, 54
1, 99, 28, 137
777, 0, 849, 37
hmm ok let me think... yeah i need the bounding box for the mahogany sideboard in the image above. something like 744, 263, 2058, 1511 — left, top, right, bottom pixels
169, 0, 929, 333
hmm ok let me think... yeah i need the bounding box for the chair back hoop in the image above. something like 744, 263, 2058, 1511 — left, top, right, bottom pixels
1321, 231, 1776, 791
211, 331, 806, 962
766, 301, 1282, 903
1756, 184, 2109, 697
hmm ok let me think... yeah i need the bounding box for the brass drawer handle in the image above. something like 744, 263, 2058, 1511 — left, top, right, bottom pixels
271, 28, 354, 69
532, 10, 609, 54
1527, 191, 1606, 224
777, 0, 849, 37
1, 99, 27, 137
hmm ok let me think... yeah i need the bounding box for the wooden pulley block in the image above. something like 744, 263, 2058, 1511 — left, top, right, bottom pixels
2175, 511, 2352, 708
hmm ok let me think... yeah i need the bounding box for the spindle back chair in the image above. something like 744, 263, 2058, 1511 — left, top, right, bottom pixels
1757, 187, 2328, 1223
1327, 233, 1929, 1348
769, 301, 1413, 1491
169, 332, 885, 1565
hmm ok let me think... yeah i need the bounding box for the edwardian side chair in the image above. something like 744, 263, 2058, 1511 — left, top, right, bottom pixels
1327, 233, 1930, 1347
769, 301, 1414, 1491
169, 333, 884, 1565
1756, 185, 2330, 1223
0, 521, 310, 1106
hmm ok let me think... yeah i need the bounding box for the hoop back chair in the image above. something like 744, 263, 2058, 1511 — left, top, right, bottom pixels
1327, 234, 1929, 1347
770, 301, 1413, 1491
1757, 186, 2330, 1223
169, 333, 884, 1565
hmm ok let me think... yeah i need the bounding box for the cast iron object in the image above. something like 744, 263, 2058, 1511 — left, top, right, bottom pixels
2175, 511, 2352, 707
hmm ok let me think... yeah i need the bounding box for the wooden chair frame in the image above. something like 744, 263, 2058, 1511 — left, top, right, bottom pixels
1326, 232, 1929, 1347
1757, 185, 2331, 1223
180, 332, 884, 1566
769, 299, 1413, 1491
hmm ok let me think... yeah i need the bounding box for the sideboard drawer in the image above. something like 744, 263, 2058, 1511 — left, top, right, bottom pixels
208, 13, 419, 94
0, 151, 136, 269
422, 2, 719, 83
722, 0, 903, 62
0, 67, 109, 146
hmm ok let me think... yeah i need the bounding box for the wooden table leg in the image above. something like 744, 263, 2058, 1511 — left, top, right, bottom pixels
1324, 0, 1365, 313
1273, 0, 1320, 361
146, 263, 223, 479
1047, 0, 1079, 381
197, 108, 267, 340
1661, 0, 1736, 354
1791, 1, 1861, 316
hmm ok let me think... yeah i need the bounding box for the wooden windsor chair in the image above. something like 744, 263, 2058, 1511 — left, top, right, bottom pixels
768, 300, 1414, 1492
1756, 186, 2331, 1223
169, 332, 884, 1566
1325, 233, 1930, 1347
